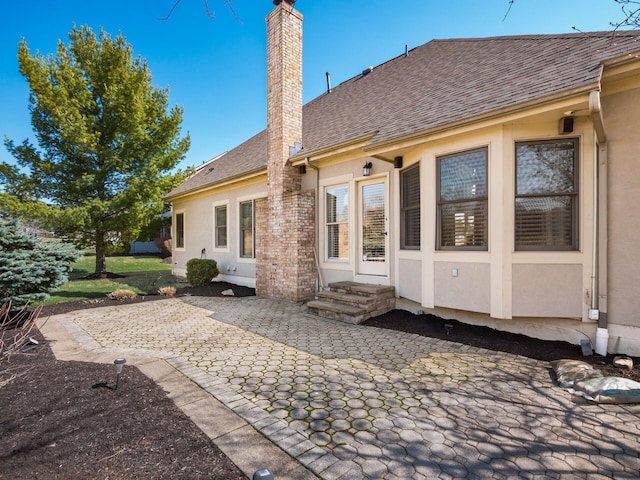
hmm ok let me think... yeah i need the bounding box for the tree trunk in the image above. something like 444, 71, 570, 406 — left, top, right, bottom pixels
95, 241, 107, 276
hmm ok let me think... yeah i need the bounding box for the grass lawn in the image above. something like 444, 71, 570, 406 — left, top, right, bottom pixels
39, 254, 178, 305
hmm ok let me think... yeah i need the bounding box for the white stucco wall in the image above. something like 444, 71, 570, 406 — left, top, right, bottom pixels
170, 179, 267, 288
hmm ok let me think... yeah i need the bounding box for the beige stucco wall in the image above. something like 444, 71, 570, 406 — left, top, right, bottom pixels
602, 83, 640, 331
434, 261, 491, 313
397, 258, 422, 303
512, 264, 582, 317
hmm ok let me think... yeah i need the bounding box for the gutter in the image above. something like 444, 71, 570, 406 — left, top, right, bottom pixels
290, 132, 378, 164
589, 89, 609, 356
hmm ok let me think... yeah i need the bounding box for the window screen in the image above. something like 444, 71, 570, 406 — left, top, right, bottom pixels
326, 185, 349, 260
438, 148, 488, 249
240, 201, 254, 258
401, 164, 420, 249
515, 139, 578, 250
175, 212, 184, 249
215, 205, 227, 248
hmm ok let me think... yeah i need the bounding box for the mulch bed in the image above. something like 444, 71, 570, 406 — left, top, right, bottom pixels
0, 328, 246, 480
1, 282, 638, 479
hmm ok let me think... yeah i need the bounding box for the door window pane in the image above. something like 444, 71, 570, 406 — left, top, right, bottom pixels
362, 183, 385, 261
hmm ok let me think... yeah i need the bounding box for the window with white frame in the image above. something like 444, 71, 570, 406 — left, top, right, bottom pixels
437, 147, 488, 249
400, 163, 420, 249
239, 200, 254, 258
515, 138, 578, 250
214, 204, 227, 249
175, 212, 185, 249
325, 185, 349, 260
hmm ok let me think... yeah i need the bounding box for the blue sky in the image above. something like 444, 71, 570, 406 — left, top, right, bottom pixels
0, 0, 628, 171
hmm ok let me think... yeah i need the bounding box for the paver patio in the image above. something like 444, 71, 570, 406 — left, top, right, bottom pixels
49, 296, 640, 479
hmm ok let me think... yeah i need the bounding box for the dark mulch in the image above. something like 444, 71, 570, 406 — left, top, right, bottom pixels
2, 283, 638, 479
0, 329, 247, 480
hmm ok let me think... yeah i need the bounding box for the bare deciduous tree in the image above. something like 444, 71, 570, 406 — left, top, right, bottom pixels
610, 0, 640, 29
0, 302, 43, 388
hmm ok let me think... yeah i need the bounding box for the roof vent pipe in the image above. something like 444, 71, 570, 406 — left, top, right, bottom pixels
405, 44, 408, 57
325, 71, 332, 93
362, 66, 373, 76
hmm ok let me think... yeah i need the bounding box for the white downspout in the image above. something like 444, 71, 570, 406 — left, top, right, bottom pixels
305, 157, 324, 292
589, 90, 609, 356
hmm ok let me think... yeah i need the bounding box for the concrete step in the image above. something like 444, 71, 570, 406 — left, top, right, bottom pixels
308, 281, 397, 325
316, 290, 372, 306
327, 281, 395, 298
306, 299, 367, 325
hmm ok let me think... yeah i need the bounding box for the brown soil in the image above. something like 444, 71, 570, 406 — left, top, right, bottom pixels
1, 283, 638, 479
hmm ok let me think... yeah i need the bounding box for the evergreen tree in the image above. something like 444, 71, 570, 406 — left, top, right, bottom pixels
0, 26, 190, 276
0, 218, 81, 308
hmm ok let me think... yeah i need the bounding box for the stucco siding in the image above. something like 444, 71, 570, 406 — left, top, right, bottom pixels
397, 258, 422, 303
512, 264, 582, 317
434, 262, 491, 313
602, 85, 640, 329
170, 181, 266, 285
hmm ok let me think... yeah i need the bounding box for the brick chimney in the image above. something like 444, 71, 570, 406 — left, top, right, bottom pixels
266, 0, 302, 194
256, 0, 316, 301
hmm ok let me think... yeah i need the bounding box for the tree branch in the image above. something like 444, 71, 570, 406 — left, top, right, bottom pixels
160, 0, 239, 21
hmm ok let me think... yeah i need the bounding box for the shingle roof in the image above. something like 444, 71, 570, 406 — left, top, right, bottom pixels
166, 30, 640, 200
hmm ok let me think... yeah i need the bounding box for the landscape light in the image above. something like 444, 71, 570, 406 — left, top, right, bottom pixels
114, 358, 126, 390
253, 469, 274, 480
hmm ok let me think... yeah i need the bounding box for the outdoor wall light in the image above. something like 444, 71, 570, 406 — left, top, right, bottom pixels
114, 358, 126, 390
363, 161, 373, 177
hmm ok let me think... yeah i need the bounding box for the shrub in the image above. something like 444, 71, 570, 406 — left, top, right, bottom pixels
186, 258, 219, 287
0, 219, 81, 309
158, 286, 176, 297
107, 289, 137, 301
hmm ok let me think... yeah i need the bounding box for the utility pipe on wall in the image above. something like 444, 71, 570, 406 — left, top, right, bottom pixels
589, 90, 609, 355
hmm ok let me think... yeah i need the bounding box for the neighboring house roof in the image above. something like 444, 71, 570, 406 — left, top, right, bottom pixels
166, 30, 640, 200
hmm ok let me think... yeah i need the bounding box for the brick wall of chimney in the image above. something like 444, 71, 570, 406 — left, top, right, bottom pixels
256, 1, 316, 302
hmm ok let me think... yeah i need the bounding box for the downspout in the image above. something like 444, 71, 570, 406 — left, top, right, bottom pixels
589, 90, 609, 355
305, 157, 324, 292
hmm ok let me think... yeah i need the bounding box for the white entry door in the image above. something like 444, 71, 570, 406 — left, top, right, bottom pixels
358, 179, 388, 276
